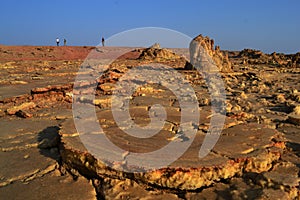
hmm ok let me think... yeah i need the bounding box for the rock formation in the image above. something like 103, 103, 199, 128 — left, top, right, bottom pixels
237, 49, 300, 67
149, 43, 161, 49
238, 49, 265, 59
138, 46, 181, 61
189, 34, 232, 72
288, 105, 300, 125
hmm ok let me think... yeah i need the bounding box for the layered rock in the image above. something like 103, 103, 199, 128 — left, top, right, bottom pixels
288, 105, 300, 125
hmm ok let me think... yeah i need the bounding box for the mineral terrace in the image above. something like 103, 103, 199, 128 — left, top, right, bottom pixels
0, 35, 299, 199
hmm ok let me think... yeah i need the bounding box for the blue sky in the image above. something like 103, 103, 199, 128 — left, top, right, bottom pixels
0, 0, 299, 53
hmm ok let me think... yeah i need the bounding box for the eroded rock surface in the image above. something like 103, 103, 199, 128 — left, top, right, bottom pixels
190, 34, 232, 72
237, 48, 300, 67
138, 46, 181, 61
0, 45, 299, 199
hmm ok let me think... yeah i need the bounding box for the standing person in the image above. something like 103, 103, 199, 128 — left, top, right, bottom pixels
56, 37, 60, 46
64, 38, 67, 46
102, 37, 105, 47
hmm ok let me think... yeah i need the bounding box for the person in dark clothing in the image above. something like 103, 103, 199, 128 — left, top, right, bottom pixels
102, 37, 105, 46
64, 39, 67, 46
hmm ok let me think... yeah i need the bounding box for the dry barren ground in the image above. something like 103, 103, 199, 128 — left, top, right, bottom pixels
0, 44, 299, 199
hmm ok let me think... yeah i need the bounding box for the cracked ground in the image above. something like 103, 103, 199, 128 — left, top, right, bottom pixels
0, 45, 299, 199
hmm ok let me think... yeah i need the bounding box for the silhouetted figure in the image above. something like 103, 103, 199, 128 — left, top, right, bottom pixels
64, 39, 67, 46
102, 37, 105, 46
56, 38, 60, 46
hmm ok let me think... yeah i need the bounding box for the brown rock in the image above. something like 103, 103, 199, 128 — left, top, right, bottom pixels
138, 48, 180, 61
263, 162, 299, 188
31, 84, 72, 94
288, 105, 300, 125
149, 43, 161, 49
288, 113, 300, 125
238, 49, 265, 59
6, 102, 36, 115
293, 105, 300, 115
99, 83, 115, 94
276, 93, 286, 103
15, 110, 33, 118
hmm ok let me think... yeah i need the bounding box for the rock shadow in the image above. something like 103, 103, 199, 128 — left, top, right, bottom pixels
214, 175, 264, 200
287, 141, 300, 157
37, 126, 61, 162
268, 104, 293, 114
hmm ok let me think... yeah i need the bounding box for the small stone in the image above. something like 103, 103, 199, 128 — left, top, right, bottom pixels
0, 109, 5, 117
223, 101, 231, 111
65, 92, 73, 98
10, 80, 28, 84
292, 89, 298, 94
55, 115, 68, 120
38, 137, 59, 149
240, 91, 248, 99
288, 105, 300, 125
293, 105, 300, 115
38, 138, 51, 149
199, 98, 210, 106
99, 83, 115, 94
294, 95, 300, 103
257, 108, 266, 114
31, 76, 44, 80
276, 94, 285, 103
15, 110, 33, 118
232, 105, 242, 112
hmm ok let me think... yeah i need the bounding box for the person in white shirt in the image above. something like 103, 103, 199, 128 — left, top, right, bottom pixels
56, 38, 60, 46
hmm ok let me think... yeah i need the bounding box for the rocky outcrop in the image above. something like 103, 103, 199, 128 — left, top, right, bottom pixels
288, 105, 300, 125
238, 49, 266, 59
138, 47, 181, 61
190, 34, 232, 72
271, 52, 300, 67
6, 102, 36, 115
149, 43, 161, 49
238, 49, 300, 67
